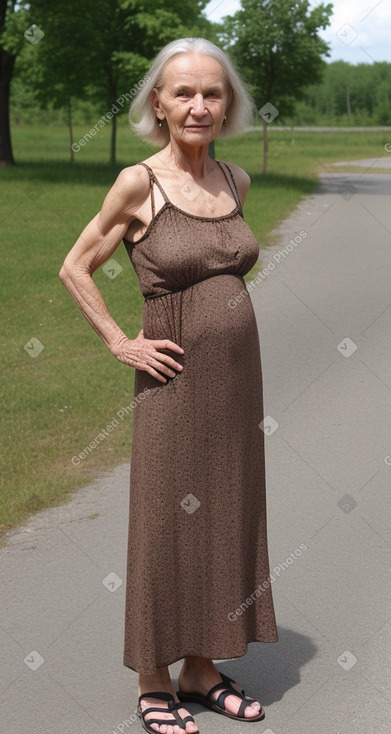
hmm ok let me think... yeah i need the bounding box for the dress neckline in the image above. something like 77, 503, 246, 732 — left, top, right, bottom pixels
124, 200, 241, 248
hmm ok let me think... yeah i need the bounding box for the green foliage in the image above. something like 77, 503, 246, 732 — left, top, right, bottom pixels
4, 0, 217, 164
289, 60, 391, 126
26, 0, 99, 110
220, 0, 333, 116
0, 1, 30, 56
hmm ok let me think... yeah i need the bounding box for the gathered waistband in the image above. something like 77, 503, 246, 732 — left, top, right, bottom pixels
144, 272, 244, 301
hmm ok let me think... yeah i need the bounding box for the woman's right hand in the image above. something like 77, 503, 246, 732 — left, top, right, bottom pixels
111, 329, 184, 383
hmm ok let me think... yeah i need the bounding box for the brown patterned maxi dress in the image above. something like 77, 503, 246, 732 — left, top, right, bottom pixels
122, 161, 278, 674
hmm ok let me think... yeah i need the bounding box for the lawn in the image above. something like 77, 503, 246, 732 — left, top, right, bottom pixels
0, 122, 389, 539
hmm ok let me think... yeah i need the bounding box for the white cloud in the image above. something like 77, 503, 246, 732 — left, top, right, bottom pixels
314, 0, 391, 63
204, 0, 391, 64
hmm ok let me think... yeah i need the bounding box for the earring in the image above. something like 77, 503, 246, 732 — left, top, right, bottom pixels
157, 117, 163, 127
223, 115, 227, 124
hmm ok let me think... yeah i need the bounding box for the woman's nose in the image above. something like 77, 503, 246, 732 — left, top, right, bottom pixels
190, 94, 207, 115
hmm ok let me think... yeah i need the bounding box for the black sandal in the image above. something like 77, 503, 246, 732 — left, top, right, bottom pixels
137, 691, 198, 734
177, 672, 265, 722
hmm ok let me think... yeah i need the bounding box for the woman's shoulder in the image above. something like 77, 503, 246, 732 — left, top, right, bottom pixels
110, 162, 152, 211
116, 162, 151, 190
218, 160, 251, 200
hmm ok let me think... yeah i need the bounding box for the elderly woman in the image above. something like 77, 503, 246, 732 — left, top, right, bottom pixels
60, 37, 278, 734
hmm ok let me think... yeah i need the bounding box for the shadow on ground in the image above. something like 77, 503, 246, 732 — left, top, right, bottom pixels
1, 161, 318, 195
317, 172, 391, 196
172, 627, 317, 714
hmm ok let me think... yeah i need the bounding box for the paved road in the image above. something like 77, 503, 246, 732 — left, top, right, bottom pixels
248, 125, 391, 132
1, 166, 391, 733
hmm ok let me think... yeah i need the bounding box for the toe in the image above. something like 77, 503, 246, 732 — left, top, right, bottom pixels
244, 703, 262, 718
186, 724, 199, 734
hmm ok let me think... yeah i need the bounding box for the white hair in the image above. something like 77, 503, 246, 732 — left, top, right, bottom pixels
129, 37, 257, 147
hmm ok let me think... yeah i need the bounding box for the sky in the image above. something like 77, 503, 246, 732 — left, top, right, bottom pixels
204, 0, 391, 65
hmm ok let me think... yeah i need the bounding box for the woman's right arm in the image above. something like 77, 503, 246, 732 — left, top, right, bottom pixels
59, 165, 184, 383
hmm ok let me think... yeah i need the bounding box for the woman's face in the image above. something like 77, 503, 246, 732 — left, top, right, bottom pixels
152, 52, 232, 146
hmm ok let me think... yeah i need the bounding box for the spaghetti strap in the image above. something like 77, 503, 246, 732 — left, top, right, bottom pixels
137, 162, 155, 218
216, 160, 242, 210
137, 162, 170, 216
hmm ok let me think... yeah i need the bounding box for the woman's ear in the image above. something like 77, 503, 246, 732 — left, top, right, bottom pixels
150, 88, 161, 117
226, 83, 233, 112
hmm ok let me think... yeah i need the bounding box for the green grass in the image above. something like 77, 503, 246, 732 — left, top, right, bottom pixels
0, 122, 389, 540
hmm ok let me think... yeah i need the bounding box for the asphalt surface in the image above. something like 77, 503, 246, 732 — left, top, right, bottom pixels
1, 162, 391, 734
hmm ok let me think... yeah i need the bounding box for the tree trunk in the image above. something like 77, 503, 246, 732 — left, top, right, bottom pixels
67, 98, 75, 163
110, 111, 117, 166
0, 48, 15, 166
262, 118, 268, 173
346, 87, 351, 117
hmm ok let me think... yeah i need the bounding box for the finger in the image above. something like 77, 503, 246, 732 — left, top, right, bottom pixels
152, 339, 184, 354
157, 354, 184, 372
146, 365, 168, 383
149, 357, 177, 378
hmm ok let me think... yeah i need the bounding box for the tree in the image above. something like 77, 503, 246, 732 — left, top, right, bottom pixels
84, 0, 216, 165
29, 0, 101, 162
23, 0, 216, 165
221, 0, 333, 171
3, 0, 218, 166
0, 0, 30, 165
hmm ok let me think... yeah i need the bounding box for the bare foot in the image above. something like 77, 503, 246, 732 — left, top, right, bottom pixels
138, 668, 198, 734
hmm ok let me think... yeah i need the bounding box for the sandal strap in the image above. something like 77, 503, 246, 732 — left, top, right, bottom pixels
205, 674, 255, 716
138, 693, 194, 728
220, 672, 245, 695
204, 675, 238, 701
138, 691, 175, 705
